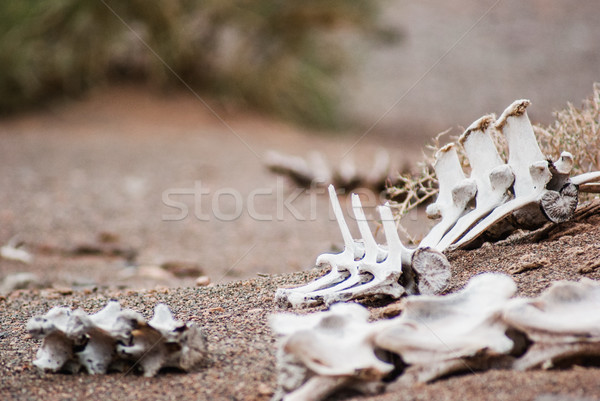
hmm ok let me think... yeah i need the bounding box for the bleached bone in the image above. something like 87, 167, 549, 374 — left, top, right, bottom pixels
335, 154, 360, 188
264, 150, 316, 186
282, 194, 388, 306
27, 302, 206, 377
419, 144, 477, 248
117, 303, 207, 377
270, 303, 394, 401
275, 185, 365, 308
435, 116, 514, 251
1, 236, 33, 264
364, 148, 392, 189
321, 203, 407, 304
503, 278, 600, 371
27, 302, 135, 374
375, 273, 517, 384
265, 149, 394, 190
307, 151, 334, 185
571, 170, 600, 186
452, 100, 578, 249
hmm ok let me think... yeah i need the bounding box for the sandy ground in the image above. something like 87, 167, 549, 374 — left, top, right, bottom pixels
1, 201, 600, 401
0, 86, 426, 292
2, 0, 600, 398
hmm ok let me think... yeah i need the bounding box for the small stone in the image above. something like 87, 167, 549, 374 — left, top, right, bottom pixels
161, 261, 204, 277
138, 265, 176, 281
195, 276, 211, 287
509, 256, 549, 274
257, 383, 273, 396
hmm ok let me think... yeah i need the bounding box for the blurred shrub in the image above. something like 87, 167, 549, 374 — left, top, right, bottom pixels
0, 0, 392, 127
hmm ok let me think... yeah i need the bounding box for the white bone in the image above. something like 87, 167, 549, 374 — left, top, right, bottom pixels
285, 195, 387, 305
271, 303, 394, 401
27, 302, 206, 377
452, 101, 559, 248
375, 273, 516, 383
117, 303, 206, 377
436, 116, 514, 251
1, 236, 33, 264
264, 150, 315, 185
336, 155, 358, 188
307, 151, 333, 185
420, 144, 477, 248
28, 307, 80, 373
364, 148, 391, 188
275, 185, 364, 307
503, 278, 600, 371
318, 195, 385, 296
571, 170, 600, 186
321, 203, 407, 304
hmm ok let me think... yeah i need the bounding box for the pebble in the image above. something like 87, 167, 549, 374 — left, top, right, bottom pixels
195, 276, 211, 286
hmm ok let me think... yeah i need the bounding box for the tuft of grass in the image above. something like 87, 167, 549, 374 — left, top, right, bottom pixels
0, 0, 392, 128
388, 82, 600, 225
534, 82, 600, 174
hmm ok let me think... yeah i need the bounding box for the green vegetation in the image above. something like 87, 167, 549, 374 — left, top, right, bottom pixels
0, 0, 391, 127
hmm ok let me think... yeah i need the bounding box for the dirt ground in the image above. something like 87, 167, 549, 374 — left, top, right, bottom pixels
1, 201, 600, 401
2, 0, 600, 399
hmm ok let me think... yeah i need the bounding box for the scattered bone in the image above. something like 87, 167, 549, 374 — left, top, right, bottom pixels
270, 303, 394, 401
264, 150, 317, 187
320, 197, 404, 305
27, 302, 206, 377
0, 272, 44, 295
503, 278, 600, 371
509, 256, 550, 275
1, 236, 33, 264
264, 149, 394, 190
375, 273, 517, 385
273, 274, 600, 398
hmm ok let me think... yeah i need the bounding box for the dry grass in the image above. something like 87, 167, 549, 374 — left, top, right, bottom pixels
534, 82, 600, 174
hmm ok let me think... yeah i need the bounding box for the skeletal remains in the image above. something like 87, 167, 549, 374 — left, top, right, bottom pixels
272, 274, 600, 401
276, 99, 600, 308
27, 301, 207, 377
264, 148, 394, 190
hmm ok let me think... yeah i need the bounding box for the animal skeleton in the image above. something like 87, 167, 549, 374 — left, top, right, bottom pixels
276, 100, 600, 308
275, 185, 451, 308
270, 303, 394, 401
272, 275, 600, 401
27, 302, 206, 377
504, 278, 600, 371
264, 148, 394, 190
